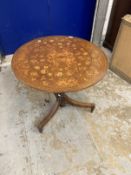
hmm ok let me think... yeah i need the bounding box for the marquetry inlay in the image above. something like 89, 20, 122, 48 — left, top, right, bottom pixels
12, 36, 108, 92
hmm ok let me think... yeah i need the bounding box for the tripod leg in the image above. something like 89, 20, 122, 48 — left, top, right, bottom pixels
37, 100, 60, 133
64, 94, 95, 112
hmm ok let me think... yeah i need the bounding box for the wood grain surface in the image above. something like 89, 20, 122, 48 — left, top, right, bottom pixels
12, 36, 108, 93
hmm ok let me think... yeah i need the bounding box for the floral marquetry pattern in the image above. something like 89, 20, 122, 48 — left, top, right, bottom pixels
12, 36, 108, 92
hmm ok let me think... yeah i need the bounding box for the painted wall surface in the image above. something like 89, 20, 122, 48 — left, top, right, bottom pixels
0, 0, 96, 54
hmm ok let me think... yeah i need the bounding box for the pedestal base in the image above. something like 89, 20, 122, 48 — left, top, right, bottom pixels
37, 93, 95, 133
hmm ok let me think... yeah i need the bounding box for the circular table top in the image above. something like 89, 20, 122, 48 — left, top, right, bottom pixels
12, 36, 108, 93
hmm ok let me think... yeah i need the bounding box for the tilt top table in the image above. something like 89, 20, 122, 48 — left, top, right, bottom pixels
12, 36, 108, 132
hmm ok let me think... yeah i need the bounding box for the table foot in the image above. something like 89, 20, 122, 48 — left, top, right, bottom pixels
37, 93, 95, 132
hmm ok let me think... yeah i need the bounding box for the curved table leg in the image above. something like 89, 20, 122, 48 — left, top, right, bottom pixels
37, 100, 60, 133
64, 94, 95, 112
37, 93, 95, 132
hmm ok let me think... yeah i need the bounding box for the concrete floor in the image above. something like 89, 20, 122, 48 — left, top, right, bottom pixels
0, 56, 131, 175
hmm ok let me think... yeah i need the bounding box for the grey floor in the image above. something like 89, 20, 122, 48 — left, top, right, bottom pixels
0, 54, 131, 175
